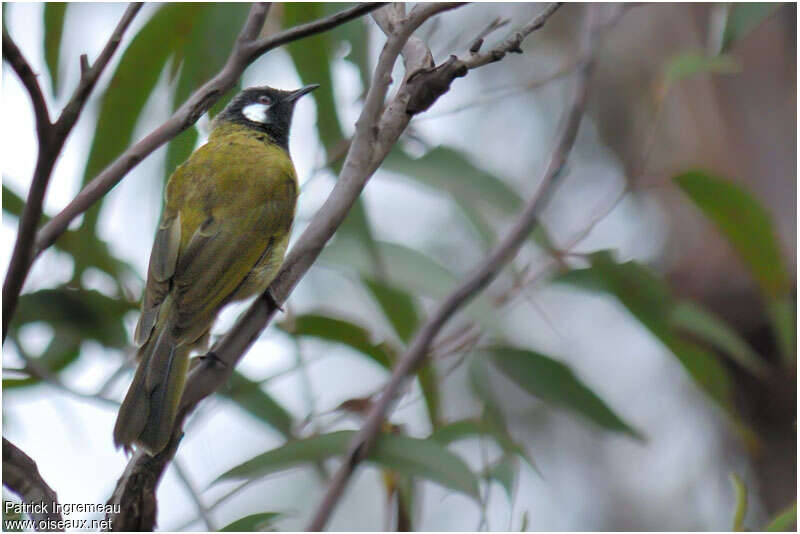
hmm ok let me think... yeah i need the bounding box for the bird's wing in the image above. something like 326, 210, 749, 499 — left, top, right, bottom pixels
133, 210, 181, 346
136, 138, 296, 344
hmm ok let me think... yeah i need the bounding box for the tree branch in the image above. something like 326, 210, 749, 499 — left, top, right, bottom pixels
2, 439, 64, 531
2, 3, 142, 342
307, 5, 602, 530
32, 2, 386, 260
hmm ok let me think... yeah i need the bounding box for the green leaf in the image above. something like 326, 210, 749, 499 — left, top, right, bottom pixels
219, 512, 282, 532
80, 4, 205, 232
488, 346, 643, 439
3, 330, 80, 389
722, 3, 780, 51
671, 301, 768, 378
416, 363, 441, 428
483, 455, 517, 502
3, 187, 135, 288
382, 147, 524, 248
730, 473, 748, 531
284, 3, 344, 152
43, 3, 67, 96
556, 252, 736, 409
767, 296, 796, 367
164, 4, 248, 182
217, 431, 480, 498
278, 313, 395, 369
9, 287, 136, 347
674, 170, 790, 298
765, 502, 797, 532
664, 52, 740, 85
221, 372, 293, 438
322, 238, 458, 299
431, 418, 530, 466
2, 184, 25, 217
363, 277, 421, 344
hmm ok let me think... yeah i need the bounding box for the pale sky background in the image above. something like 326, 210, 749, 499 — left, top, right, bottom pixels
2, 3, 759, 531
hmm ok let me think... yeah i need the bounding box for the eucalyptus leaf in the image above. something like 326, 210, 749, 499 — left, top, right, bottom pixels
674, 170, 790, 298
488, 346, 643, 439
217, 431, 480, 498
671, 301, 768, 378
278, 313, 395, 369
43, 2, 67, 96
722, 3, 780, 51
219, 512, 282, 532
220, 372, 293, 438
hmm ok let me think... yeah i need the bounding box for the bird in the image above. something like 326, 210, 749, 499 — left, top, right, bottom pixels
113, 84, 318, 455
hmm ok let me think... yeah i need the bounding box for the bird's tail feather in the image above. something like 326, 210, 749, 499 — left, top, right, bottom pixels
113, 318, 190, 455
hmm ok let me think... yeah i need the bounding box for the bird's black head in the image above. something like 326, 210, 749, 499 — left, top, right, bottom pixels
216, 84, 319, 150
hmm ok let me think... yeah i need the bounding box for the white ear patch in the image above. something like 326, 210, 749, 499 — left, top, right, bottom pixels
242, 102, 270, 124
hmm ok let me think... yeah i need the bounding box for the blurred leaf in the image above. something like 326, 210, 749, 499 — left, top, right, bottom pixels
219, 512, 282, 532
2, 184, 25, 216
3, 330, 80, 389
730, 473, 748, 531
363, 277, 420, 344
488, 345, 643, 439
722, 3, 780, 51
383, 147, 524, 248
674, 170, 790, 298
217, 430, 480, 498
284, 3, 342, 151
555, 252, 735, 410
221, 372, 293, 438
767, 296, 796, 367
43, 3, 67, 96
416, 363, 441, 428
278, 313, 394, 369
164, 4, 248, 182
468, 359, 538, 471
10, 287, 135, 346
664, 52, 740, 85
671, 301, 768, 378
327, 6, 371, 96
432, 418, 529, 462
322, 238, 458, 298
81, 4, 205, 232
765, 502, 797, 532
520, 510, 529, 531
3, 187, 135, 289
384, 147, 522, 214
483, 455, 517, 502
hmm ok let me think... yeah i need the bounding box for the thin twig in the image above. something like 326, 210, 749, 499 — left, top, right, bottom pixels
2, 3, 142, 341
173, 458, 216, 531
3, 439, 64, 531
307, 7, 595, 532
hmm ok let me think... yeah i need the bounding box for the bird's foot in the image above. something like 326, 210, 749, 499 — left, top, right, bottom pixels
264, 289, 284, 312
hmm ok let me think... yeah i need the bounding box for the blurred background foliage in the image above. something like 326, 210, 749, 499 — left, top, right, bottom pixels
1, 2, 796, 531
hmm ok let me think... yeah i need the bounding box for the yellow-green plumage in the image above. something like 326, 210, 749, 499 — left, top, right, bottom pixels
113, 85, 314, 455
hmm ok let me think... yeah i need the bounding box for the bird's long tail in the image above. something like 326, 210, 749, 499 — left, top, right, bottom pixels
113, 314, 190, 456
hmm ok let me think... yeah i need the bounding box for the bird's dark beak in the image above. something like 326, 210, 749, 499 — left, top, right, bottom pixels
286, 84, 320, 103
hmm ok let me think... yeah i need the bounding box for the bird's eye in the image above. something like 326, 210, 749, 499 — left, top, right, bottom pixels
257, 95, 271, 105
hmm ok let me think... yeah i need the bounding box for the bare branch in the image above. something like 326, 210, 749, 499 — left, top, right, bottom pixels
2, 3, 142, 342
3, 439, 64, 531
2, 29, 51, 137
307, 6, 602, 530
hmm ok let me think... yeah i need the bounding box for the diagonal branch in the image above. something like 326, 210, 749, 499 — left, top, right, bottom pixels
3, 439, 64, 531
2, 3, 142, 342
307, 5, 603, 530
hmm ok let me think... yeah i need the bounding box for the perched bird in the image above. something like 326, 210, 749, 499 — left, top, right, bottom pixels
113, 84, 318, 455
